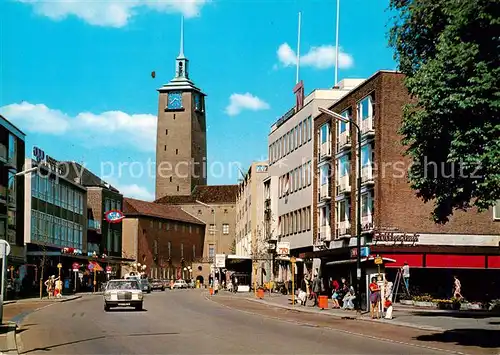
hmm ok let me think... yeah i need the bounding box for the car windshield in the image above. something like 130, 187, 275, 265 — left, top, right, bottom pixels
106, 280, 139, 290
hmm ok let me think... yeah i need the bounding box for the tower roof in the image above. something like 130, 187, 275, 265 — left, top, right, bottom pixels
158, 16, 203, 93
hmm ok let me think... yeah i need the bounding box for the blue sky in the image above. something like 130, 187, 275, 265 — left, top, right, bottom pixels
0, 0, 396, 201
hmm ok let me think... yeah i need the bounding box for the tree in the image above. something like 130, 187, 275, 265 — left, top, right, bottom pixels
389, 0, 500, 223
229, 239, 236, 255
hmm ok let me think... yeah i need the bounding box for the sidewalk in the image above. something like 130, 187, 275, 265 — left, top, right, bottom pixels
216, 291, 500, 332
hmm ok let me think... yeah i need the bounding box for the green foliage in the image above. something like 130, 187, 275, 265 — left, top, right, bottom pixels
389, 0, 500, 223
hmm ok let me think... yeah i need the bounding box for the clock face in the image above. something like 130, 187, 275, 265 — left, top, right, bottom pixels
167, 92, 183, 110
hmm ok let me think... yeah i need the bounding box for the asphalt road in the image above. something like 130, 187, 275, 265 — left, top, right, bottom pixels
16, 290, 451, 355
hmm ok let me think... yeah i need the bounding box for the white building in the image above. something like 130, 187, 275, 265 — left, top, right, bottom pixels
267, 79, 364, 278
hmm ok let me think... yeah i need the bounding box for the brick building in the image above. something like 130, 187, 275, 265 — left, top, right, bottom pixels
122, 198, 205, 281
312, 70, 500, 301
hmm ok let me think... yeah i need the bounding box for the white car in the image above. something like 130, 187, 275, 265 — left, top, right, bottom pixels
104, 279, 144, 311
173, 280, 188, 289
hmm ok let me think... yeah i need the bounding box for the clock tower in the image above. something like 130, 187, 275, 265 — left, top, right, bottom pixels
155, 16, 207, 200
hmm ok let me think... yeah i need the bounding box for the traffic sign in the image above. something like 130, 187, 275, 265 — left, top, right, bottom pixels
0, 240, 11, 257
374, 256, 383, 265
72, 262, 80, 272
57, 263, 62, 269
106, 266, 112, 274
88, 263, 94, 271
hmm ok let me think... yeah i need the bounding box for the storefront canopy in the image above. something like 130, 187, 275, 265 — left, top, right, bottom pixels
326, 256, 396, 266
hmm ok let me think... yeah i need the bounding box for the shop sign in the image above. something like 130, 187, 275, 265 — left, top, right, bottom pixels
362, 222, 374, 232
276, 242, 290, 256
33, 146, 64, 175
106, 266, 112, 274
105, 210, 125, 223
215, 254, 226, 268
374, 255, 383, 265
373, 232, 420, 245
72, 262, 80, 272
350, 247, 370, 258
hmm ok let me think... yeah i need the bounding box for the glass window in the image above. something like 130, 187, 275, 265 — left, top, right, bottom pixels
209, 224, 216, 235
193, 245, 196, 259
361, 193, 371, 217
39, 177, 46, 201
309, 117, 313, 141
359, 96, 372, 121
117, 200, 121, 211
180, 243, 184, 257
494, 200, 500, 220
8, 134, 17, 164
114, 231, 120, 252
222, 223, 229, 235
361, 144, 371, 167
105, 198, 111, 212
208, 244, 215, 258
61, 185, 67, 208
8, 171, 15, 205
320, 124, 329, 143
320, 164, 329, 186
338, 155, 350, 177
339, 110, 349, 133
298, 122, 302, 146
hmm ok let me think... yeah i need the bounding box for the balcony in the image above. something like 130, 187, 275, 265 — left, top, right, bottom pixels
336, 220, 351, 238
319, 141, 332, 160
319, 225, 332, 242
0, 144, 7, 164
361, 166, 375, 184
361, 215, 374, 232
360, 116, 375, 136
336, 175, 351, 194
88, 219, 101, 231
337, 132, 351, 151
319, 184, 331, 201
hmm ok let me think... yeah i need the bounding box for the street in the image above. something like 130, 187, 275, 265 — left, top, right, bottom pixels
14, 290, 452, 355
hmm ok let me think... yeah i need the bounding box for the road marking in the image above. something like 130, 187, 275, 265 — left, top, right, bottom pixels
204, 295, 470, 355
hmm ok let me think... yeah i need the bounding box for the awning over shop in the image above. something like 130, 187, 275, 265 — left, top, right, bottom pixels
426, 254, 485, 269
381, 254, 424, 268
326, 256, 396, 266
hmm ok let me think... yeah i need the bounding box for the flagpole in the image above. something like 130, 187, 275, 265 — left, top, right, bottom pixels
334, 0, 340, 85
296, 11, 301, 84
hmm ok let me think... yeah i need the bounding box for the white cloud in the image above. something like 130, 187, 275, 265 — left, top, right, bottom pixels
114, 183, 155, 201
225, 93, 270, 117
16, 0, 209, 27
277, 43, 354, 70
0, 101, 157, 152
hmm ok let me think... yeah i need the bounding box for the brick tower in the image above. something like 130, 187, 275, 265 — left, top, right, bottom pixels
155, 16, 207, 200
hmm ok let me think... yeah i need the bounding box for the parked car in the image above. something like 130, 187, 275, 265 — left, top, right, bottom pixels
150, 279, 165, 291
103, 279, 143, 311
140, 278, 152, 293
173, 279, 188, 289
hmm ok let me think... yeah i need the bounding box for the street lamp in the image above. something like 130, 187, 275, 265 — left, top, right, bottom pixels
318, 106, 362, 312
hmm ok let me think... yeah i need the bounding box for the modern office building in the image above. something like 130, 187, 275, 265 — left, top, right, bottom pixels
267, 79, 364, 281
0, 114, 26, 267
312, 70, 500, 302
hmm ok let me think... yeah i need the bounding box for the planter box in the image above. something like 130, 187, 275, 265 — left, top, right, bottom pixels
438, 302, 461, 310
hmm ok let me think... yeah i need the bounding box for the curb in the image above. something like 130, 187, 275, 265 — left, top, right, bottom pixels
0, 322, 19, 355
210, 294, 446, 333
4, 295, 82, 305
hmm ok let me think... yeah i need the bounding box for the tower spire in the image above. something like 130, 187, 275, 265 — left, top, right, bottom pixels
178, 15, 185, 59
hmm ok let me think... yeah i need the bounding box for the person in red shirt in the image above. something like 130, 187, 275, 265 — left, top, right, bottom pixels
331, 279, 340, 308
369, 277, 381, 319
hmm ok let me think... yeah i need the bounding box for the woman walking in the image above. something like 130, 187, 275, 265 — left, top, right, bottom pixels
369, 277, 381, 319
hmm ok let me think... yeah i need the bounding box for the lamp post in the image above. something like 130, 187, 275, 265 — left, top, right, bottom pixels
319, 106, 362, 312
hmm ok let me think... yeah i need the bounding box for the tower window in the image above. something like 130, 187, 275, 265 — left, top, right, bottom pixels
164, 145, 166, 151
169, 177, 172, 182
177, 186, 180, 192
173, 114, 176, 120
166, 129, 168, 135
176, 149, 179, 155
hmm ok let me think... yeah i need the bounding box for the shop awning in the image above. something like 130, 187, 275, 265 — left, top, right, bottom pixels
326, 256, 396, 266
425, 254, 485, 269
381, 254, 424, 268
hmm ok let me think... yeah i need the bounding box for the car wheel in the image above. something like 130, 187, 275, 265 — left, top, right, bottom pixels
104, 304, 110, 312
135, 303, 143, 311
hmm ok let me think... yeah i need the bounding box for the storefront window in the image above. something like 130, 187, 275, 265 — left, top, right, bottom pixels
8, 134, 16, 164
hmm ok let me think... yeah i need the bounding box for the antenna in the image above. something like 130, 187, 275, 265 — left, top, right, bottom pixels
334, 0, 340, 85
296, 12, 302, 84
179, 15, 185, 58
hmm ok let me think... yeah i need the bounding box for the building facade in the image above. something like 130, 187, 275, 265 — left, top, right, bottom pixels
122, 198, 205, 281
235, 161, 269, 257
313, 70, 500, 302
0, 115, 26, 266
155, 18, 207, 200
268, 79, 364, 278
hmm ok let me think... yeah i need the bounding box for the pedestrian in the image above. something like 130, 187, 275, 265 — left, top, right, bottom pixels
453, 275, 463, 300
299, 277, 307, 306
312, 274, 321, 306
401, 262, 410, 292
331, 279, 340, 309
369, 277, 381, 319
233, 276, 238, 293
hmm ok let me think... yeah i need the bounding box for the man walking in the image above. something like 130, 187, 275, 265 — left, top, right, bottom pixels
402, 262, 410, 292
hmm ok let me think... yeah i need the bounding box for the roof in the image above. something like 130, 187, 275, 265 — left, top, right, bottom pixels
155, 184, 238, 205
124, 198, 205, 225
61, 161, 120, 192
0, 114, 26, 140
